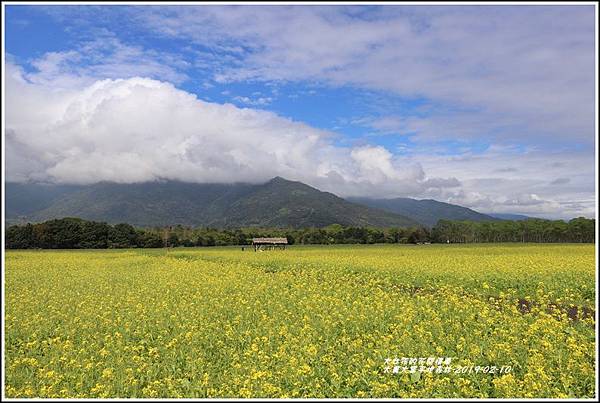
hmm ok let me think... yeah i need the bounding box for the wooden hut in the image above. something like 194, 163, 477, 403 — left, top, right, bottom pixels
252, 237, 288, 251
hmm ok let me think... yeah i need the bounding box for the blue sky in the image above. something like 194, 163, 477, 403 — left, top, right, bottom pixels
3, 4, 596, 218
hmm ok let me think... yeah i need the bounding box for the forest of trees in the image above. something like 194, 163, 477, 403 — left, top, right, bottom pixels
431, 218, 595, 243
4, 216, 595, 249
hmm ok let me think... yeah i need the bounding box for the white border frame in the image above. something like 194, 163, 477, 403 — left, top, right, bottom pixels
1, 1, 598, 401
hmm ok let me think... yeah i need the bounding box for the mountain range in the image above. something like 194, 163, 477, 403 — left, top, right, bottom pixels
347, 197, 498, 227
6, 177, 501, 228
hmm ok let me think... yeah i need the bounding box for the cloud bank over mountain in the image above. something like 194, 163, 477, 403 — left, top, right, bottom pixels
6, 63, 457, 200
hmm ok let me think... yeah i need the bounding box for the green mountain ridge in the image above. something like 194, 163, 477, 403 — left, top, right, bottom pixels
6, 177, 419, 228
347, 196, 499, 227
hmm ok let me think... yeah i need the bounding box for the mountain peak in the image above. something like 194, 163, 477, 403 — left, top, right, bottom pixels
268, 176, 293, 184
265, 176, 308, 188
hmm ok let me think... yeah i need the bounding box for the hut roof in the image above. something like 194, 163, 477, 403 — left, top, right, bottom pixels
252, 237, 288, 244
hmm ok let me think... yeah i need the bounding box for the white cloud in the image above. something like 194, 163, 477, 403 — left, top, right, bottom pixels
405, 146, 596, 219
5, 62, 595, 218
140, 5, 595, 145
232, 95, 273, 106
21, 30, 188, 89
5, 63, 456, 200
6, 59, 595, 218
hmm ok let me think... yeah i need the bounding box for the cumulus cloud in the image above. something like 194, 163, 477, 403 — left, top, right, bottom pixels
5, 62, 458, 199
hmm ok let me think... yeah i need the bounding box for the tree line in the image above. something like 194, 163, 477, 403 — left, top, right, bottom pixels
4, 216, 595, 249
431, 217, 595, 243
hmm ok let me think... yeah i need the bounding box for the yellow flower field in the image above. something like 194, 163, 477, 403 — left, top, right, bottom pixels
4, 244, 596, 398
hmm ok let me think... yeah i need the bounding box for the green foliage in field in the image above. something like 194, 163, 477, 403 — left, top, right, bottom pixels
4, 244, 596, 398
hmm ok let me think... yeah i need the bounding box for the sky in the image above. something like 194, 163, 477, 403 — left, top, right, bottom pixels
3, 4, 597, 219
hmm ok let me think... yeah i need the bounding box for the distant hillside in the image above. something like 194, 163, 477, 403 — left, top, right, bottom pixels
348, 197, 498, 227
487, 213, 534, 221
6, 178, 418, 228
6, 182, 82, 219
